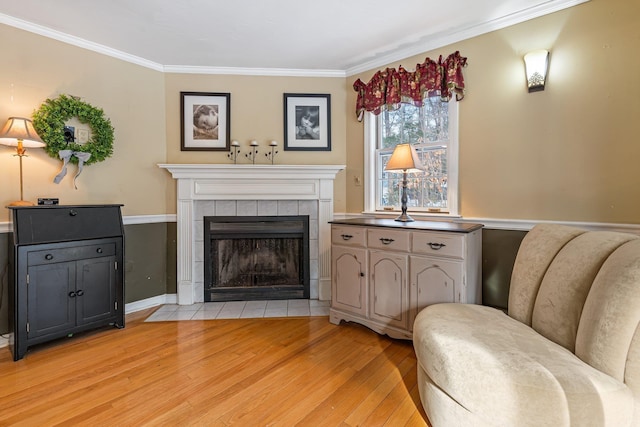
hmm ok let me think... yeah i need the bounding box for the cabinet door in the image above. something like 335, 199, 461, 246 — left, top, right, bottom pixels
76, 256, 117, 325
332, 246, 367, 316
27, 262, 76, 339
410, 256, 464, 316
369, 251, 408, 329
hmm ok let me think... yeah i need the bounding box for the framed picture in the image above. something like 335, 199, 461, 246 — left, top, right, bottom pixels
283, 93, 331, 151
180, 92, 231, 151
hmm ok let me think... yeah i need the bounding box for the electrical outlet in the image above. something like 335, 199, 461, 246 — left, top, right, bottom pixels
77, 128, 89, 144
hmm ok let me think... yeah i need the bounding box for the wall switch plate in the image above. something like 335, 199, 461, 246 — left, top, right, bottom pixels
77, 128, 89, 144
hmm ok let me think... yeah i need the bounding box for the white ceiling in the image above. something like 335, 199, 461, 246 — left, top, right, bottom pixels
0, 0, 586, 76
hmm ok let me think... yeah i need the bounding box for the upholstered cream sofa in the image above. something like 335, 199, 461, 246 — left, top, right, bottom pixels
413, 224, 640, 427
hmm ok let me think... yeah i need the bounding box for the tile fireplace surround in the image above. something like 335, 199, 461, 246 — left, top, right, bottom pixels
159, 164, 345, 305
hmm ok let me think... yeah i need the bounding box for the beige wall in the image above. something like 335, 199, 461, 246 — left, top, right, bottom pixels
163, 74, 347, 213
1, 0, 637, 225
346, 0, 640, 224
0, 25, 168, 222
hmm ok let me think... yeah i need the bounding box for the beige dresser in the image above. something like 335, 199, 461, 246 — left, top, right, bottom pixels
329, 218, 482, 340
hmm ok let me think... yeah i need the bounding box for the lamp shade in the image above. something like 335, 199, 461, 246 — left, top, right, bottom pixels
384, 143, 425, 173
0, 117, 45, 148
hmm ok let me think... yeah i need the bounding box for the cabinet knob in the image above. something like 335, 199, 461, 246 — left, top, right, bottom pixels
76, 289, 84, 296
341, 234, 353, 241
68, 291, 76, 298
428, 242, 446, 250
69, 210, 78, 216
360, 272, 365, 277
96, 248, 103, 254
45, 254, 54, 260
380, 237, 395, 245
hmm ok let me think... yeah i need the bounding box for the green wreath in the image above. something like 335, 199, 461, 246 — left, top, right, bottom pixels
32, 94, 114, 165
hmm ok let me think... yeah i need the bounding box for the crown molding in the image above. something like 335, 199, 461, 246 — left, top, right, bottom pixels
344, 0, 590, 76
162, 65, 345, 78
0, 13, 165, 72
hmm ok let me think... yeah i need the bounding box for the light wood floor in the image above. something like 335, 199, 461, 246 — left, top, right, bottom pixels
0, 309, 430, 426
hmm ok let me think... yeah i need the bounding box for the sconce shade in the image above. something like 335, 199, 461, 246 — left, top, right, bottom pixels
384, 143, 425, 173
0, 117, 45, 148
524, 49, 549, 92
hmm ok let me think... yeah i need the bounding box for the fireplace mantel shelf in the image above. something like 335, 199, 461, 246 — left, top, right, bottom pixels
159, 164, 345, 180
159, 163, 345, 305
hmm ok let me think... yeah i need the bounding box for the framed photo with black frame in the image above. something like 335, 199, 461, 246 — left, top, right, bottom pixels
283, 93, 331, 151
180, 91, 231, 151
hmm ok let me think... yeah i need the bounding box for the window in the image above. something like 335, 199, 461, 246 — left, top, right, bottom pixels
365, 98, 459, 216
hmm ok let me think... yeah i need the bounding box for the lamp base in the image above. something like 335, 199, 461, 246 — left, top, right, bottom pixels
394, 212, 415, 222
8, 200, 35, 207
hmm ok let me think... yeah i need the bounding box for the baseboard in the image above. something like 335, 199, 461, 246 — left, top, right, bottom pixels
125, 293, 177, 314
0, 335, 7, 349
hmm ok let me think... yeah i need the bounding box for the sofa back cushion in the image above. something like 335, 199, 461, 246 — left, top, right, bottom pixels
531, 231, 636, 351
508, 224, 584, 325
575, 239, 640, 382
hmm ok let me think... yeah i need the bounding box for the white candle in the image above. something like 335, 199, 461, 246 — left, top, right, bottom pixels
269, 140, 278, 146
250, 140, 258, 146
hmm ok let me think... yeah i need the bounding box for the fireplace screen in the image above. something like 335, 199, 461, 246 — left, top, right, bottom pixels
204, 216, 310, 301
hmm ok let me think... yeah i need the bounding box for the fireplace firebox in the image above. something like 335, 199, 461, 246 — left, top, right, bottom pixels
204, 216, 310, 302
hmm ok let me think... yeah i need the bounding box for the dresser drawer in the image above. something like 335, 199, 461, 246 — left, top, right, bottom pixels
27, 242, 117, 266
368, 228, 410, 252
412, 231, 465, 258
332, 225, 367, 247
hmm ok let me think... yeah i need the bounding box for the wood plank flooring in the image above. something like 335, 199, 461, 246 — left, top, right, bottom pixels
0, 309, 430, 426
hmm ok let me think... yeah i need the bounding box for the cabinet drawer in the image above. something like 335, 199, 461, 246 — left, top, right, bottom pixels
332, 225, 366, 247
368, 228, 410, 252
412, 231, 465, 258
27, 242, 116, 266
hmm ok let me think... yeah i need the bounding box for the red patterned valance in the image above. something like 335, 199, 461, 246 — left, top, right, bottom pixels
353, 51, 467, 121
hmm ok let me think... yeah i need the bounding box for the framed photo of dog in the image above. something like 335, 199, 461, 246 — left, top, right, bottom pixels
283, 93, 331, 151
180, 92, 231, 151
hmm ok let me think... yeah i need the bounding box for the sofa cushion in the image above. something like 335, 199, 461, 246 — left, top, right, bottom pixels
508, 224, 584, 326
531, 231, 637, 352
414, 303, 634, 427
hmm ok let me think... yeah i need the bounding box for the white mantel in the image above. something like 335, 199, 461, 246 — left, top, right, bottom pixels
159, 164, 345, 305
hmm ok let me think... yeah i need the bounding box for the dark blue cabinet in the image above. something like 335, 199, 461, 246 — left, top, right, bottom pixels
8, 205, 125, 361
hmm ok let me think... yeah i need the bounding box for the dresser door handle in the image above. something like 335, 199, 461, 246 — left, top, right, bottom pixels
428, 242, 446, 250
380, 238, 395, 245
45, 254, 54, 260
96, 248, 103, 254
341, 234, 353, 241
69, 210, 78, 216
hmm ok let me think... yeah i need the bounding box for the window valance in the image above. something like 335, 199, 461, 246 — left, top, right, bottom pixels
353, 51, 467, 121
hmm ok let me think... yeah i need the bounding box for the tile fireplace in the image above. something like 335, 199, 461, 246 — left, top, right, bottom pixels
159, 164, 344, 305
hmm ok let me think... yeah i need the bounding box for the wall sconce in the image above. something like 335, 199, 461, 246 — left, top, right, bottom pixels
384, 143, 425, 222
0, 117, 46, 206
524, 49, 549, 92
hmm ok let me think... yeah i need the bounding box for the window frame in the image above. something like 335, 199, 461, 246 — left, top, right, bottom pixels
363, 100, 460, 217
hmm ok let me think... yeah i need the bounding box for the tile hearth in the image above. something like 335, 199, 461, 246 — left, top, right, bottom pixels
145, 299, 330, 322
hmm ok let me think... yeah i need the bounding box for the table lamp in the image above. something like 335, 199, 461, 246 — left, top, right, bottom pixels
384, 143, 425, 222
0, 117, 46, 206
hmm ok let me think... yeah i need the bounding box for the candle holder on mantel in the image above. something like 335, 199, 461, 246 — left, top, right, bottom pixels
245, 140, 259, 164
265, 140, 279, 164
227, 140, 241, 164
